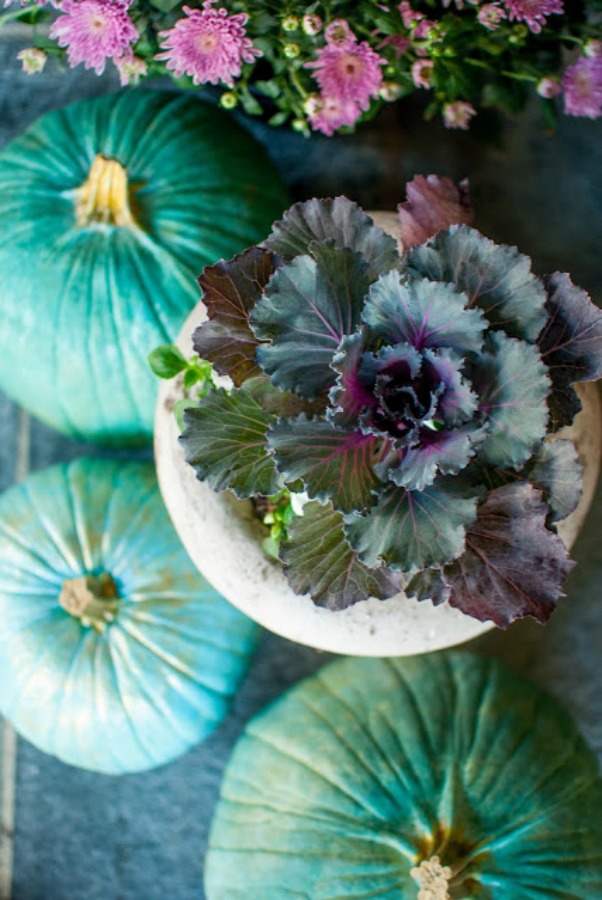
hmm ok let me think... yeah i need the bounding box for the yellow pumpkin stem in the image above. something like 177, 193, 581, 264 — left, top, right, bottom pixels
75, 154, 136, 229
410, 856, 452, 900
59, 572, 120, 632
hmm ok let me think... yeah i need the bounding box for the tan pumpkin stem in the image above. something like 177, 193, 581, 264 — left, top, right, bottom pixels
59, 572, 120, 631
410, 856, 452, 900
75, 154, 136, 229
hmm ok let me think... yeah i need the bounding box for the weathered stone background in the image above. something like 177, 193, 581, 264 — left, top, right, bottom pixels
0, 27, 601, 899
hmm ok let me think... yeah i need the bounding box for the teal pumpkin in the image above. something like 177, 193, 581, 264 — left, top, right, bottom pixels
0, 458, 261, 774
206, 651, 602, 898
0, 90, 289, 444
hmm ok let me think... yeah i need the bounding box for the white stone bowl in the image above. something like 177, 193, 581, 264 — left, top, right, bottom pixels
154, 305, 601, 658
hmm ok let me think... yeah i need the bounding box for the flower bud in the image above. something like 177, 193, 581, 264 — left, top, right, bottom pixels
220, 92, 238, 109
302, 14, 322, 36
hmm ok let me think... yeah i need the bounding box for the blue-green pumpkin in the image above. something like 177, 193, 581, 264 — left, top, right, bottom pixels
206, 651, 602, 898
0, 89, 289, 444
0, 458, 261, 774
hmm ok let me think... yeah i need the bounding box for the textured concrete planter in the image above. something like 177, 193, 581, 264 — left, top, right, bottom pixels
154, 295, 601, 656
154, 211, 601, 655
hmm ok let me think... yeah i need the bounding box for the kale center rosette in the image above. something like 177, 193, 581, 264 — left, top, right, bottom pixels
180, 190, 602, 627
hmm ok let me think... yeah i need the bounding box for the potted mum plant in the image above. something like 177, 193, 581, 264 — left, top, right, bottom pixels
7, 0, 602, 134
154, 176, 602, 656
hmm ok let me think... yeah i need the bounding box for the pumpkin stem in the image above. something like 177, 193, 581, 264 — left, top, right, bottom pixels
75, 154, 136, 229
59, 572, 120, 632
410, 856, 452, 900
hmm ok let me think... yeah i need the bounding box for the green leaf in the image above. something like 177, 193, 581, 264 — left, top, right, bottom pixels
282, 500, 402, 610
407, 225, 547, 342
250, 243, 372, 398
267, 111, 289, 127
265, 197, 402, 279
255, 80, 281, 99
148, 344, 187, 379
238, 88, 263, 117
195, 248, 279, 387
414, 483, 575, 627
268, 417, 383, 514
345, 478, 480, 572
182, 368, 200, 391
148, 0, 180, 11
472, 331, 550, 469
180, 378, 282, 499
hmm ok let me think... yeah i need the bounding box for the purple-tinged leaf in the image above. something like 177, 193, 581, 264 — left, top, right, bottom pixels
472, 331, 550, 469
328, 331, 380, 426
344, 479, 480, 572
250, 244, 372, 398
424, 348, 479, 426
268, 416, 384, 514
407, 226, 547, 342
538, 273, 602, 429
385, 426, 479, 492
471, 438, 583, 525
264, 197, 401, 278
397, 174, 474, 250
363, 271, 486, 355
526, 439, 583, 523
282, 500, 402, 610
180, 377, 282, 499
194, 248, 279, 386
412, 483, 575, 627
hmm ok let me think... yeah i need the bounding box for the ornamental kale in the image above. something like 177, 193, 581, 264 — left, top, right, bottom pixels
180, 177, 602, 626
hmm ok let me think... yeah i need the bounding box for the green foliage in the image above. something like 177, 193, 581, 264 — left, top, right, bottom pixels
9, 0, 598, 134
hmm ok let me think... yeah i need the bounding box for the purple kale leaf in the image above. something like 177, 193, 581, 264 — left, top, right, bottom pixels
406, 226, 547, 342
194, 247, 279, 386
538, 273, 602, 429
265, 196, 402, 278
407, 483, 575, 627
397, 174, 474, 250
249, 242, 372, 398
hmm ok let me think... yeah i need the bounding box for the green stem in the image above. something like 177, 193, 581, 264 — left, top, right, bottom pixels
289, 65, 308, 99
0, 3, 42, 29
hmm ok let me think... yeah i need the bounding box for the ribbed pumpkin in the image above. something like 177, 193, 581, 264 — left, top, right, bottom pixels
0, 458, 261, 774
206, 651, 602, 898
0, 89, 289, 444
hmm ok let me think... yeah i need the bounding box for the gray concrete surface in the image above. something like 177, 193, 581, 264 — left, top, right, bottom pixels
0, 27, 601, 900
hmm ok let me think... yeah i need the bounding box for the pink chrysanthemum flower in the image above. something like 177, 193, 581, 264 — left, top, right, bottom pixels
503, 0, 564, 34
443, 100, 476, 129
306, 34, 385, 112
536, 76, 561, 98
157, 1, 261, 87
306, 95, 363, 136
398, 2, 424, 29
562, 56, 602, 119
411, 59, 434, 89
49, 0, 138, 74
477, 4, 507, 30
